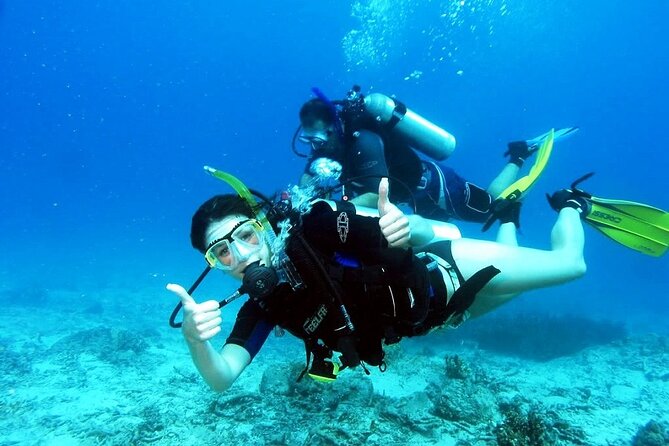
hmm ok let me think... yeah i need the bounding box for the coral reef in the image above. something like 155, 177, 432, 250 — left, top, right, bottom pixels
494, 398, 587, 445
495, 401, 553, 445
632, 420, 669, 446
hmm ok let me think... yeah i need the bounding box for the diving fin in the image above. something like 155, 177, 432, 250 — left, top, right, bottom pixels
482, 129, 555, 231
496, 128, 555, 202
585, 196, 669, 257
570, 173, 669, 257
526, 126, 579, 149
495, 126, 578, 202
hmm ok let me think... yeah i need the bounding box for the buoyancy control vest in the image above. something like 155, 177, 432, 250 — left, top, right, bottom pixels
258, 200, 434, 377
339, 99, 424, 198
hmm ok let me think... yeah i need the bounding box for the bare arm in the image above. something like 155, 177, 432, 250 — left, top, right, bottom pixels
350, 192, 380, 208
167, 283, 250, 392
184, 340, 250, 392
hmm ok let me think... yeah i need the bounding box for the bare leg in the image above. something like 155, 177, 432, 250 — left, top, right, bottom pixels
486, 163, 520, 198
448, 208, 586, 318
496, 221, 518, 246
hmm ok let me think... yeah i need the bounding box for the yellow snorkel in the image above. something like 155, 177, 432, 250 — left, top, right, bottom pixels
203, 165, 277, 245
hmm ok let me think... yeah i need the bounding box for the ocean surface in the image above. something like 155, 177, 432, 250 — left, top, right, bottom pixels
1, 1, 668, 445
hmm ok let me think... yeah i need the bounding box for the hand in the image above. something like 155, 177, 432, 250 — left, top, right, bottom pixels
166, 283, 222, 344
504, 141, 537, 167
377, 178, 411, 248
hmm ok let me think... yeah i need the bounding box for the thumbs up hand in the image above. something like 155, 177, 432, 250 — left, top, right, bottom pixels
377, 178, 411, 248
167, 283, 222, 343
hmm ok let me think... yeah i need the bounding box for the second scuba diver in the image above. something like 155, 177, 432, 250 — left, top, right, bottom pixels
294, 85, 578, 226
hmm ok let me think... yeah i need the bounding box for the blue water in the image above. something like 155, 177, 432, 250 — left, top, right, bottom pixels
1, 1, 667, 332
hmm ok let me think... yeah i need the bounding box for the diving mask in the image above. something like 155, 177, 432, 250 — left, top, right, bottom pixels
298, 126, 335, 153
298, 134, 329, 152
204, 219, 265, 270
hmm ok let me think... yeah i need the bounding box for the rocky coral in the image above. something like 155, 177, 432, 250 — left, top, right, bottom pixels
445, 354, 471, 380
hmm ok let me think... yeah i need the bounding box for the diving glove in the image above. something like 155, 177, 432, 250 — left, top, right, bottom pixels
504, 141, 537, 168
482, 200, 522, 232
546, 189, 591, 216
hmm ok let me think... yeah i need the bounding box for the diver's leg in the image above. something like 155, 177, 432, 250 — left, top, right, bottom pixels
487, 137, 550, 197
447, 208, 586, 317
496, 221, 518, 246
486, 163, 521, 198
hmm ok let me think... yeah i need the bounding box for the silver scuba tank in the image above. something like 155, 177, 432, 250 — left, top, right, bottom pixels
363, 92, 456, 161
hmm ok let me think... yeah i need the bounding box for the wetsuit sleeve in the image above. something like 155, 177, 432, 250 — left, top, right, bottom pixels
225, 300, 274, 360
301, 200, 387, 254
346, 129, 389, 195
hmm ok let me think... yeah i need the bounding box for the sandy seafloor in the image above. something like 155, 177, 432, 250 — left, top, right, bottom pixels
2, 284, 668, 446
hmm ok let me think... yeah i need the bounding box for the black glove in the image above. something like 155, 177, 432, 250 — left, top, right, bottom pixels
504, 141, 537, 167
482, 200, 522, 232
546, 189, 590, 215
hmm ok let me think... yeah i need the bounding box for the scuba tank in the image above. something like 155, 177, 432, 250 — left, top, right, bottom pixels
294, 86, 456, 162
361, 91, 456, 161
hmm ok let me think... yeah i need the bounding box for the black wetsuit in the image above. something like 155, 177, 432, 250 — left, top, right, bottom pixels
305, 124, 495, 223
225, 201, 499, 367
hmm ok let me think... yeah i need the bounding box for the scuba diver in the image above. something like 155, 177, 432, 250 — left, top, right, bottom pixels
166, 163, 667, 392
293, 85, 579, 226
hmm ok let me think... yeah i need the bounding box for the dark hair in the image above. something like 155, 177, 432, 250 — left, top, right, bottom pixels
299, 98, 335, 128
190, 194, 256, 253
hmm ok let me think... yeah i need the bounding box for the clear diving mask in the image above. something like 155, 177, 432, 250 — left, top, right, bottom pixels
204, 219, 265, 271
298, 131, 331, 152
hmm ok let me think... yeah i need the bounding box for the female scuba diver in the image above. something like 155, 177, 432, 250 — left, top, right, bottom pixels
167, 167, 592, 393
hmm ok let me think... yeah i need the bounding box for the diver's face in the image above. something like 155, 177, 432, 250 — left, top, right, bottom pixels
205, 214, 271, 280
299, 120, 339, 155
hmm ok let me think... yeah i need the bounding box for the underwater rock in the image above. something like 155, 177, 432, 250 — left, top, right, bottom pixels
259, 363, 293, 396
1, 285, 49, 307
207, 392, 265, 420
48, 326, 149, 365
444, 312, 627, 361
0, 343, 32, 376
260, 362, 375, 408
427, 380, 496, 427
